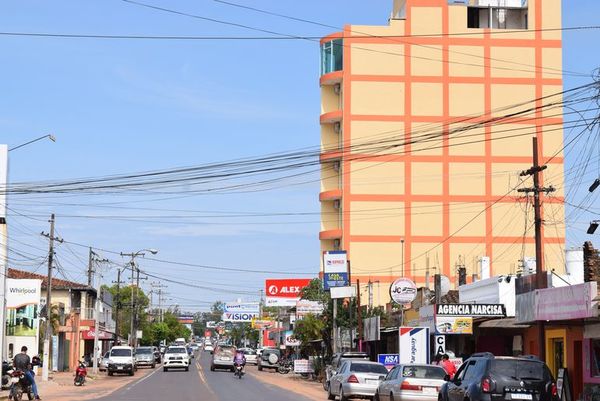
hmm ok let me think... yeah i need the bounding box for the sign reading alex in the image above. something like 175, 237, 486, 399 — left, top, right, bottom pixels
265, 278, 312, 307
436, 303, 506, 317
323, 251, 349, 290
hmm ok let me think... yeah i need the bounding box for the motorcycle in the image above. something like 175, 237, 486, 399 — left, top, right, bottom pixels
234, 363, 244, 379
277, 358, 292, 375
74, 361, 87, 386
2, 360, 12, 390
9, 369, 33, 401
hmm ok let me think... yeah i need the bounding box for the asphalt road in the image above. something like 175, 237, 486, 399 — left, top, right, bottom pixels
92, 351, 316, 401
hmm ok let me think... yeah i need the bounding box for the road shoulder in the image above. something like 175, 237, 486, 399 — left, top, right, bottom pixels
245, 365, 324, 401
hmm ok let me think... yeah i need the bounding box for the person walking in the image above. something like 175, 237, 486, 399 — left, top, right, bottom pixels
440, 354, 457, 379
13, 346, 41, 400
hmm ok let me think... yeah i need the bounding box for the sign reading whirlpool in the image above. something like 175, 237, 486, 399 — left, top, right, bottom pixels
436, 303, 506, 317
224, 302, 260, 313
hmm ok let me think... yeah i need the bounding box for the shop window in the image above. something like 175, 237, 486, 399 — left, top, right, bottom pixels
591, 339, 600, 377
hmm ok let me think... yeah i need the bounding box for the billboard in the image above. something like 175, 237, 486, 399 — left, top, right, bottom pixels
378, 354, 400, 370
284, 330, 301, 347
222, 312, 259, 322
435, 316, 473, 334
224, 302, 260, 313
5, 279, 42, 359
296, 300, 324, 317
399, 327, 430, 364
265, 278, 312, 307
323, 251, 349, 290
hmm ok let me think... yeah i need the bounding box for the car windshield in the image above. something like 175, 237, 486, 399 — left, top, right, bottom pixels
402, 366, 446, 379
136, 348, 152, 354
351, 363, 388, 374
167, 347, 186, 354
242, 350, 256, 355
492, 360, 544, 380
111, 349, 131, 357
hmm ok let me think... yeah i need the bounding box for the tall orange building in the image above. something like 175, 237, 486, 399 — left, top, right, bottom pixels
319, 0, 565, 305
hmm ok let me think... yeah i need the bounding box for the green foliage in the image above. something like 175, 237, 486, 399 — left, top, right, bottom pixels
293, 313, 325, 345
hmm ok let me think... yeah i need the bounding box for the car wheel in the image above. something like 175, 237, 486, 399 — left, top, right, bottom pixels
163, 367, 168, 372
390, 393, 395, 401
258, 365, 262, 371
339, 387, 349, 401
323, 379, 330, 391
210, 365, 215, 372
129, 370, 134, 376
152, 363, 156, 369
374, 392, 380, 401
327, 385, 335, 400
185, 367, 189, 372
108, 371, 113, 376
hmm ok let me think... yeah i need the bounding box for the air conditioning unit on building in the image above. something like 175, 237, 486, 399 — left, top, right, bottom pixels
333, 200, 341, 209
333, 239, 341, 250
334, 122, 341, 133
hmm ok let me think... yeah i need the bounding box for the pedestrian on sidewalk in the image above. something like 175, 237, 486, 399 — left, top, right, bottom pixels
440, 354, 456, 379
13, 346, 41, 400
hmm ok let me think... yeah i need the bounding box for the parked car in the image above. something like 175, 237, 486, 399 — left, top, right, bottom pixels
152, 346, 161, 363
210, 345, 236, 372
107, 346, 136, 376
257, 348, 280, 372
439, 353, 559, 401
238, 348, 258, 365
328, 360, 388, 401
375, 364, 447, 401
324, 352, 370, 391
163, 346, 190, 372
99, 351, 110, 372
135, 347, 156, 369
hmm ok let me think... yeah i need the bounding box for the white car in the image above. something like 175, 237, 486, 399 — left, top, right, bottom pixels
238, 348, 258, 365
204, 344, 214, 353
163, 346, 190, 372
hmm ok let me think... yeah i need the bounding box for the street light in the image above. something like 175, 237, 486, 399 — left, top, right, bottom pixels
8, 134, 56, 152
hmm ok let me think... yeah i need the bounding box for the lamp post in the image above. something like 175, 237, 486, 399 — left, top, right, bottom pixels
120, 249, 158, 347
9, 134, 56, 152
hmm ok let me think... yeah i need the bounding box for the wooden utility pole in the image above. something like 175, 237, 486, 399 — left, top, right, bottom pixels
87, 247, 94, 287
517, 137, 554, 362
41, 214, 62, 381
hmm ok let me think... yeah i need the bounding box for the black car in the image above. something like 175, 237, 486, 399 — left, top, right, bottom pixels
439, 353, 558, 401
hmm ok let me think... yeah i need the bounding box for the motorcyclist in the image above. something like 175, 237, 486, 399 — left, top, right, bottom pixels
233, 350, 246, 369
13, 346, 40, 400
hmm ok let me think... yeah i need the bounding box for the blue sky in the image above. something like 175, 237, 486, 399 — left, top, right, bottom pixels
2, 1, 600, 311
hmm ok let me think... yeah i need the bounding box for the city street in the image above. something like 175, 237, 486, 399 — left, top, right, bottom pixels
92, 352, 317, 401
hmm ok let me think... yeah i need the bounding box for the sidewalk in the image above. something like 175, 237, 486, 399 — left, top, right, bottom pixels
0, 367, 157, 401
246, 365, 324, 401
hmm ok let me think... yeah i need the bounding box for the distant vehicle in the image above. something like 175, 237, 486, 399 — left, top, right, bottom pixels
107, 346, 136, 376
238, 348, 257, 365
174, 338, 186, 346
99, 351, 110, 372
190, 343, 200, 351
135, 347, 156, 369
257, 348, 280, 372
324, 352, 370, 391
152, 346, 161, 363
204, 344, 214, 353
163, 346, 190, 372
439, 353, 559, 401
375, 364, 447, 401
211, 345, 236, 372
328, 360, 388, 401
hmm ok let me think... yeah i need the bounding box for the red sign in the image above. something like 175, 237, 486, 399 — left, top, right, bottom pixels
82, 329, 113, 340
265, 279, 311, 298
204, 330, 211, 338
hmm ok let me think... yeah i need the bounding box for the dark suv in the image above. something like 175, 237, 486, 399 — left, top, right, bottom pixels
257, 348, 281, 371
439, 353, 558, 401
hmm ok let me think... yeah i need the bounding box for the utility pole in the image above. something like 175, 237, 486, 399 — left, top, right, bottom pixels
517, 137, 555, 288
517, 137, 554, 363
113, 267, 124, 346
90, 252, 109, 375
87, 247, 94, 287
41, 214, 62, 382
356, 279, 362, 352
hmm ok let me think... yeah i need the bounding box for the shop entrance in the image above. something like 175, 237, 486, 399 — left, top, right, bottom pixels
545, 329, 567, 379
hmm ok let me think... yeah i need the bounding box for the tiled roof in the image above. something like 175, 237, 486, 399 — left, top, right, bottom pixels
8, 268, 94, 291
440, 290, 459, 304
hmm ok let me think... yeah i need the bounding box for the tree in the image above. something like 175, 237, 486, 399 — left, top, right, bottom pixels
294, 314, 325, 346
106, 284, 150, 340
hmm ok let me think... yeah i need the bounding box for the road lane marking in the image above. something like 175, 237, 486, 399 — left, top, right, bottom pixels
123, 365, 161, 392
196, 354, 216, 395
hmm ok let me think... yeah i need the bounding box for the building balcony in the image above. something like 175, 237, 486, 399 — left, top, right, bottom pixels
319, 189, 342, 202
321, 36, 343, 76
319, 150, 343, 163
320, 110, 342, 125
320, 71, 343, 86
319, 229, 343, 240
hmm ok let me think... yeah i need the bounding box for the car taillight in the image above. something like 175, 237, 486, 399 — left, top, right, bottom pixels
401, 381, 423, 391
347, 375, 359, 383
481, 377, 493, 393
551, 383, 558, 397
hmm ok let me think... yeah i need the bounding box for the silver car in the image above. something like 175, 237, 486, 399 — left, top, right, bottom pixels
375, 364, 447, 401
328, 360, 388, 401
238, 348, 258, 365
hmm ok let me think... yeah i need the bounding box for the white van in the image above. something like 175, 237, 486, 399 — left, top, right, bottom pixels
107, 346, 136, 376
174, 338, 186, 346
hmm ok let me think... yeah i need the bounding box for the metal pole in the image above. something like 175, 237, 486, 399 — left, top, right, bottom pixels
92, 264, 101, 375
42, 214, 55, 382
134, 267, 141, 348
0, 144, 8, 368
129, 256, 135, 347
532, 138, 544, 288
401, 239, 405, 277
87, 247, 93, 287
113, 268, 121, 346
332, 299, 338, 353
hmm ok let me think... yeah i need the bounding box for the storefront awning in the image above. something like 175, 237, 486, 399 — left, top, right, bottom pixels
478, 318, 530, 329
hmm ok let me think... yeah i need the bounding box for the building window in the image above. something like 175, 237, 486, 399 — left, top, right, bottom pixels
591, 339, 600, 377
321, 39, 343, 75
467, 6, 527, 29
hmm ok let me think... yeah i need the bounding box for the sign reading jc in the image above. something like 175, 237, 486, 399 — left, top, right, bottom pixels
434, 335, 446, 356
